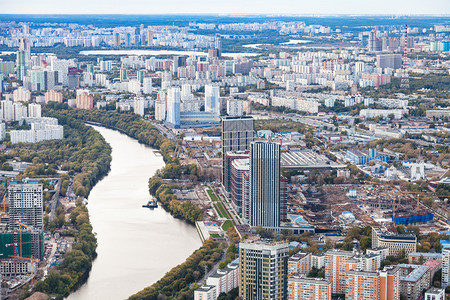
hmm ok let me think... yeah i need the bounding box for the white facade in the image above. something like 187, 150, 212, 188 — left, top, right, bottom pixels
411, 163, 426, 181
442, 248, 450, 289
0, 101, 28, 122
143, 77, 152, 94
128, 79, 141, 94
360, 109, 408, 120
311, 253, 325, 269
205, 261, 239, 295
155, 100, 166, 121
425, 287, 445, 300
10, 118, 64, 144
194, 285, 217, 300
0, 123, 5, 141
134, 98, 145, 117
295, 99, 319, 113
13, 87, 31, 102
28, 103, 42, 118
226, 100, 244, 117
166, 87, 181, 126
205, 85, 220, 115
8, 183, 43, 229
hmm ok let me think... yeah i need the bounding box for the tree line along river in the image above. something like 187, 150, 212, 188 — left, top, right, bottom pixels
67, 125, 201, 300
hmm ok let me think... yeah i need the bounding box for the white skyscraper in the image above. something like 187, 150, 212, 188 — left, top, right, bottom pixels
227, 100, 244, 117
134, 98, 145, 117
0, 123, 5, 141
166, 87, 181, 127
143, 77, 152, 94
205, 85, 220, 115
128, 79, 141, 94
155, 100, 166, 121
28, 103, 42, 118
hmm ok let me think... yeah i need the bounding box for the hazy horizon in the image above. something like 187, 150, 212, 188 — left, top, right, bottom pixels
1, 0, 449, 16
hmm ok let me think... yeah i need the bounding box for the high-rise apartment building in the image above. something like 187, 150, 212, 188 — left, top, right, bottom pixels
221, 116, 254, 189
45, 90, 63, 103
166, 87, 181, 127
8, 182, 43, 229
324, 250, 356, 294
16, 51, 28, 81
134, 98, 145, 117
443, 248, 450, 289
205, 84, 221, 110
368, 29, 382, 52
205, 85, 220, 115
223, 151, 249, 197
76, 92, 94, 110
379, 266, 401, 300
376, 54, 402, 69
28, 103, 41, 118
239, 240, 288, 300
18, 37, 31, 55
389, 37, 400, 51
120, 68, 127, 81
143, 77, 152, 94
147, 30, 153, 46
288, 252, 312, 276
287, 276, 331, 300
230, 157, 250, 214
346, 269, 380, 300
249, 142, 281, 228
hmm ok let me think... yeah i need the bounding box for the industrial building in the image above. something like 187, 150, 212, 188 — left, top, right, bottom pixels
281, 151, 344, 170
394, 209, 433, 225
346, 148, 389, 165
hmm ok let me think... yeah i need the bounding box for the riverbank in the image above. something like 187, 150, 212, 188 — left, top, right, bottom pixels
44, 106, 204, 225
66, 125, 201, 300
28, 112, 112, 299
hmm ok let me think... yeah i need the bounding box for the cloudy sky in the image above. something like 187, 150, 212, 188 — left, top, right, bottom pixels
1, 0, 449, 15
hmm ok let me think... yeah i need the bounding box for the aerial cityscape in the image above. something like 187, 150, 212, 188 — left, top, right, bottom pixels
0, 1, 449, 300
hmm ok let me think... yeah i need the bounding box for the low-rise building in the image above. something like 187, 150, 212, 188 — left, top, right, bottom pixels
206, 259, 239, 295
408, 252, 442, 264
372, 227, 417, 256
194, 285, 217, 300
424, 287, 445, 300
398, 264, 431, 300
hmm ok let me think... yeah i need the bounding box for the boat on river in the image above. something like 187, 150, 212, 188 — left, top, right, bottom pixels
142, 198, 158, 209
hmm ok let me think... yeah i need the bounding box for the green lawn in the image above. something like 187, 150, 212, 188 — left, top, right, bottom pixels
213, 203, 224, 218
210, 233, 225, 240
215, 202, 230, 219
222, 220, 233, 231
207, 188, 219, 202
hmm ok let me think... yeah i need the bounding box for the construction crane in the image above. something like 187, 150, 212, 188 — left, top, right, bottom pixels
16, 221, 32, 258
5, 240, 37, 278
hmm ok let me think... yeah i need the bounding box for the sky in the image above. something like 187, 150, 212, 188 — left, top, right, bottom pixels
1, 0, 450, 15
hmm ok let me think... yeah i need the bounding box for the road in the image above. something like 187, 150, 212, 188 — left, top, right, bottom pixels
41, 239, 57, 277
147, 120, 177, 141
49, 179, 61, 221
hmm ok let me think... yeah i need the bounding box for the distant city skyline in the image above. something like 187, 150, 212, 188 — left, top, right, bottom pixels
1, 0, 449, 15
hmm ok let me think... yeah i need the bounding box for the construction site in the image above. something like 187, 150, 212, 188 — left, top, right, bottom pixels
282, 181, 450, 234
